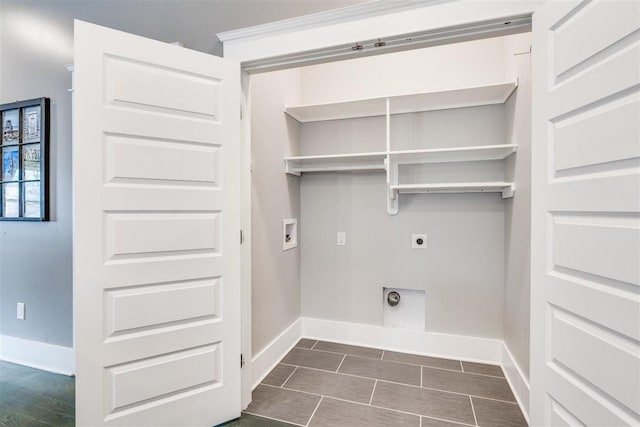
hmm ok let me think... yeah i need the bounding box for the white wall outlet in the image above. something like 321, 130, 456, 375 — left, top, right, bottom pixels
17, 302, 25, 320
412, 234, 427, 249
337, 232, 346, 246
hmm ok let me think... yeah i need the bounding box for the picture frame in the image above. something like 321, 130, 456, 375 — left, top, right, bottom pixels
0, 97, 50, 221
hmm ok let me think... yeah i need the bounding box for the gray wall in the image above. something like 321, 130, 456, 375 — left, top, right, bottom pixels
503, 33, 532, 378
0, 0, 362, 349
0, 2, 74, 347
250, 69, 303, 355
297, 35, 529, 341
299, 108, 507, 338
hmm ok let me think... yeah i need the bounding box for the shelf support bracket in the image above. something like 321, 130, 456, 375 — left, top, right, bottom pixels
284, 159, 301, 176
501, 184, 515, 199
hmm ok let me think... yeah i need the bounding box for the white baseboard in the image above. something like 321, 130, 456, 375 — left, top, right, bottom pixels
251, 318, 302, 389
502, 343, 530, 423
302, 317, 504, 364
0, 334, 74, 376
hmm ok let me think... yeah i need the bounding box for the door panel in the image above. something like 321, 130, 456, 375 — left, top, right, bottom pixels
531, 1, 640, 426
73, 20, 240, 426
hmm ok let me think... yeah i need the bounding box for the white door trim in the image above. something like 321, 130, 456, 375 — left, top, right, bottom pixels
240, 71, 253, 409
225, 0, 547, 413
218, 0, 542, 70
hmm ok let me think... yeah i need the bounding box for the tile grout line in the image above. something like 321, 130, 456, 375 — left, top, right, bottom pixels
346, 353, 505, 379
335, 354, 347, 373
260, 383, 475, 426
306, 395, 324, 427
368, 380, 378, 405
423, 416, 477, 427
301, 346, 384, 361
420, 366, 423, 388
274, 364, 517, 404
469, 395, 479, 427
243, 410, 306, 427
305, 341, 505, 376
422, 364, 506, 379
294, 348, 505, 379
281, 366, 298, 388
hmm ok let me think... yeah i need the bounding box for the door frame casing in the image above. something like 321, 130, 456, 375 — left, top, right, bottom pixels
224, 0, 545, 417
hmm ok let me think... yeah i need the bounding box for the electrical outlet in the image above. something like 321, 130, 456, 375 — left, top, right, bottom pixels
412, 234, 427, 249
337, 232, 346, 246
17, 302, 25, 320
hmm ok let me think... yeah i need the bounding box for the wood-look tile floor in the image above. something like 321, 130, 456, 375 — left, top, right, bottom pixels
0, 360, 75, 426
243, 339, 528, 427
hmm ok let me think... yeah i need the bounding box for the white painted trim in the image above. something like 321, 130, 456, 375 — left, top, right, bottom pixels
0, 335, 74, 376
250, 318, 302, 389
240, 71, 253, 410
217, 0, 436, 42
302, 317, 503, 364
219, 1, 542, 65
502, 343, 530, 423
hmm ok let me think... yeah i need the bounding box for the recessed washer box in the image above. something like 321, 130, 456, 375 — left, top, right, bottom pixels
383, 287, 425, 330
283, 218, 298, 251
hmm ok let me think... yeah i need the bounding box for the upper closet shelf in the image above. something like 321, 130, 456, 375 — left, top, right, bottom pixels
390, 144, 517, 164
284, 80, 518, 123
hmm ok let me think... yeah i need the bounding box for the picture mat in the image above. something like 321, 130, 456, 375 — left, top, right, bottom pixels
2, 146, 19, 182
2, 182, 19, 217
23, 106, 41, 143
2, 109, 19, 144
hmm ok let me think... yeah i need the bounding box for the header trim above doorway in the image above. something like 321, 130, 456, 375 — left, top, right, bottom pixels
216, 0, 541, 72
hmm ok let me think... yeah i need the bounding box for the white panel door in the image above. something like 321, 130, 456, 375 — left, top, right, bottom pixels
531, 1, 639, 426
73, 20, 241, 426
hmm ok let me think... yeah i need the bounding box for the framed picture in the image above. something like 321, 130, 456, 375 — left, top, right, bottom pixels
0, 98, 50, 221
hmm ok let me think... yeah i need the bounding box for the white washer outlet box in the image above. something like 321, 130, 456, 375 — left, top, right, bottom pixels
412, 234, 427, 249
283, 218, 298, 251
337, 232, 346, 246
383, 287, 425, 330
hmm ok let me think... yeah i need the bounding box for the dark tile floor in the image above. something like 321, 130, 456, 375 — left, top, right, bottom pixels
244, 339, 528, 427
0, 360, 75, 426
0, 344, 526, 427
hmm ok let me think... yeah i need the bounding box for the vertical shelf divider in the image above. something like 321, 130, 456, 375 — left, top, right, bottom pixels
386, 97, 398, 215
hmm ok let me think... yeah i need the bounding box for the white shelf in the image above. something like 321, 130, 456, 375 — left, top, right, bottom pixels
284, 80, 518, 123
389, 144, 517, 164
391, 182, 515, 199
284, 144, 516, 175
284, 152, 387, 176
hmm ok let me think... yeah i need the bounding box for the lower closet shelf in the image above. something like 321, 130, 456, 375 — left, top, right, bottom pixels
284, 152, 387, 175
391, 182, 515, 198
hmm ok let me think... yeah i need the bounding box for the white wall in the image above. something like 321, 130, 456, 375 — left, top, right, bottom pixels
503, 33, 532, 379
296, 36, 521, 339
300, 36, 507, 104
250, 69, 303, 355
